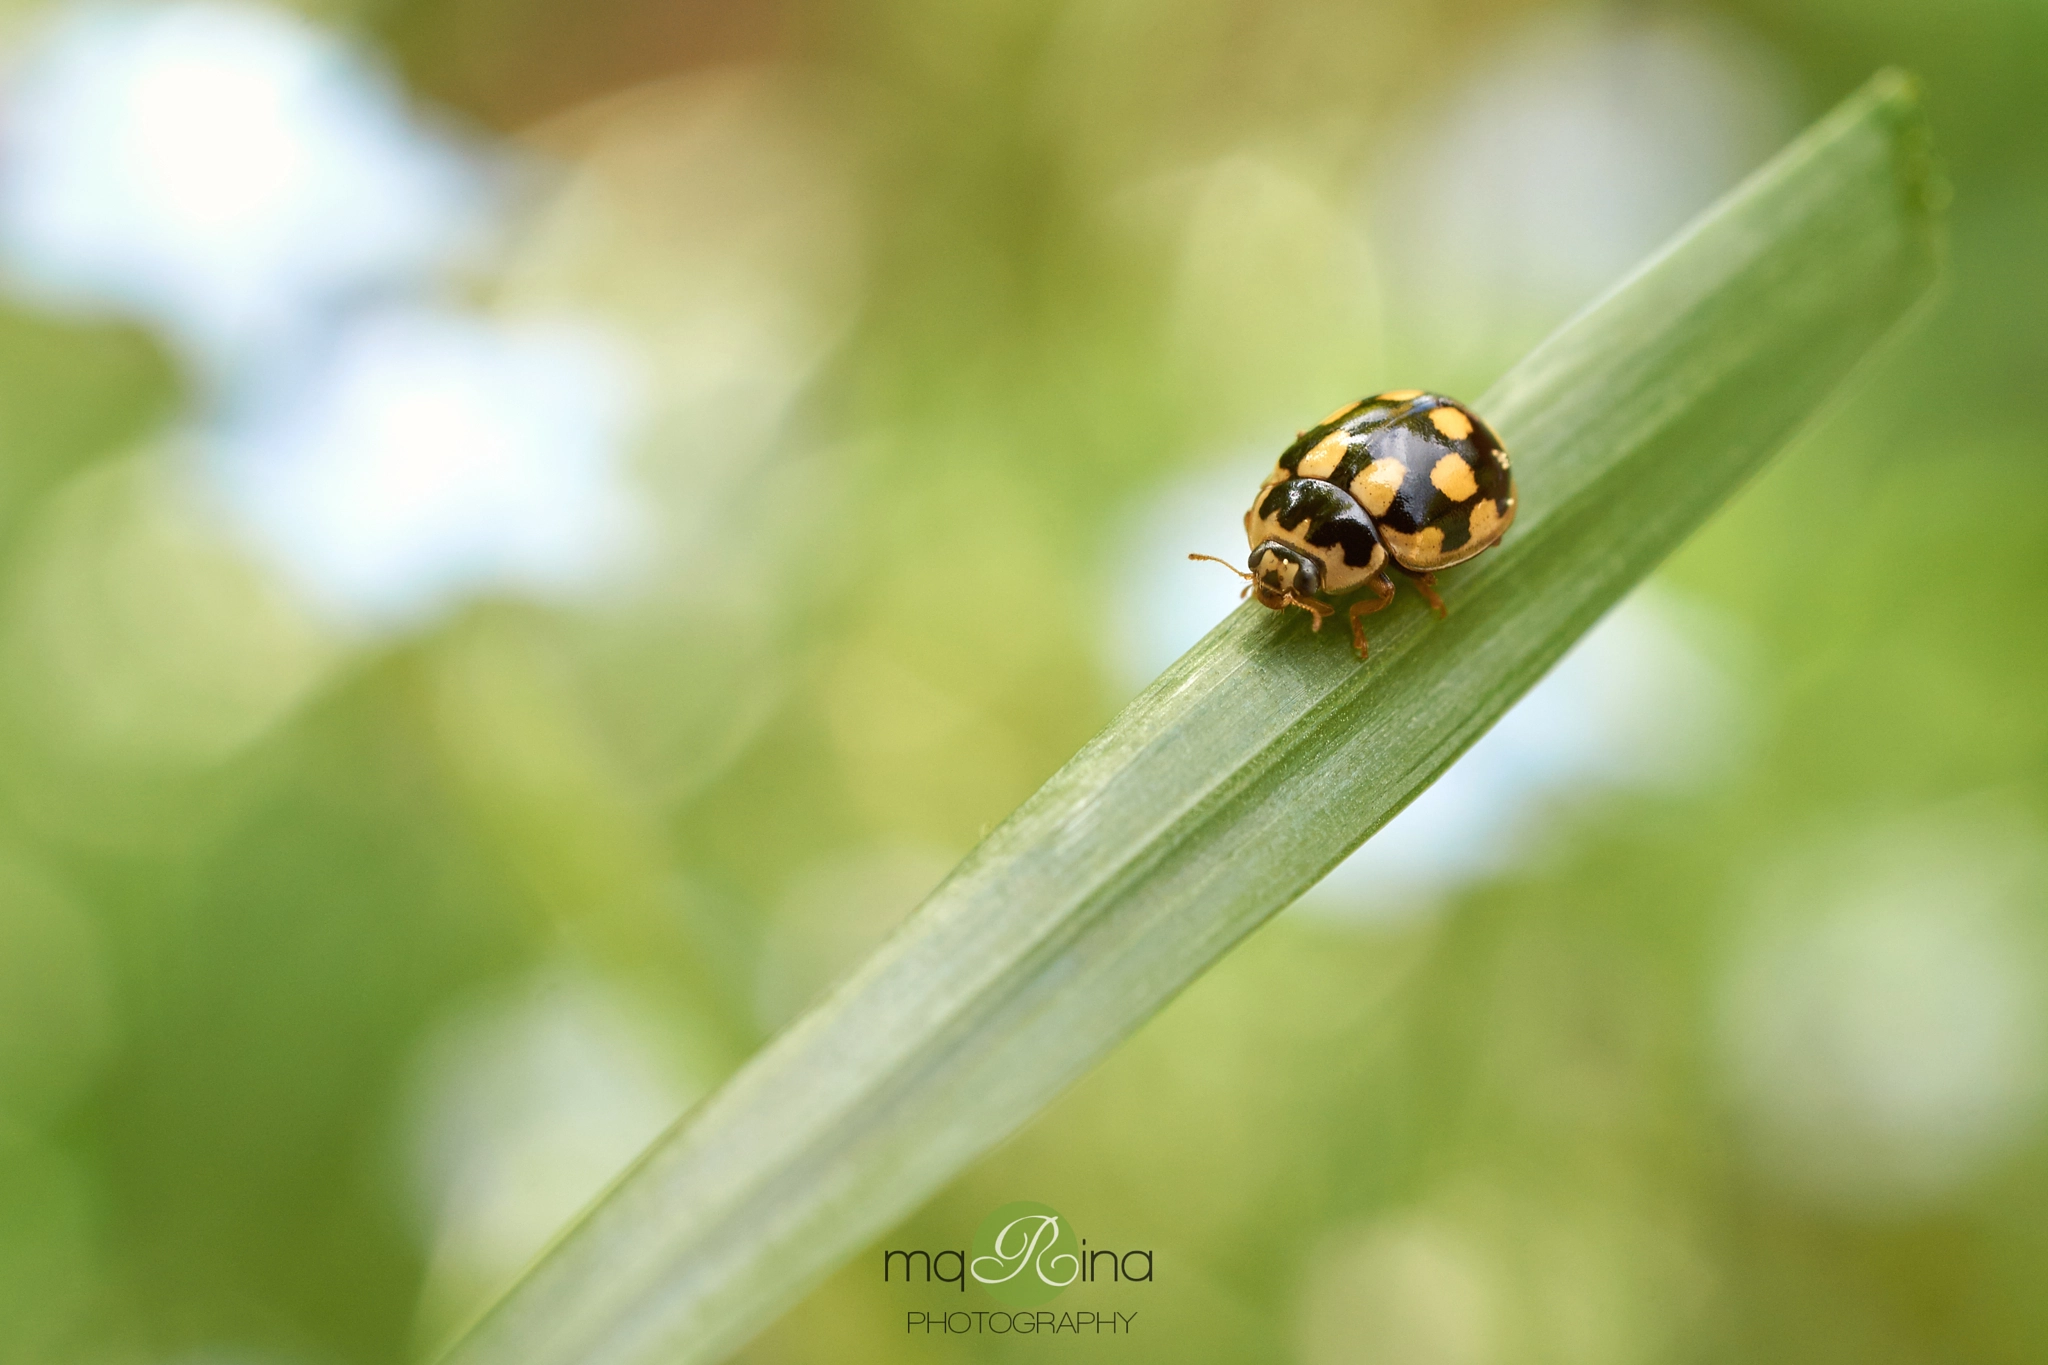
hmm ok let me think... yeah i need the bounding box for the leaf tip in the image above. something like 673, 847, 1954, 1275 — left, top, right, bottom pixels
1864, 68, 1950, 228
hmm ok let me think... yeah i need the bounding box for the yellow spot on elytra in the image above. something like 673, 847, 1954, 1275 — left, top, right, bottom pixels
1317, 400, 1359, 426
1376, 389, 1423, 402
1350, 459, 1406, 517
1429, 406, 1474, 441
1379, 524, 1446, 567
1430, 453, 1478, 501
1494, 445, 1510, 469
1467, 497, 1503, 546
1296, 431, 1347, 480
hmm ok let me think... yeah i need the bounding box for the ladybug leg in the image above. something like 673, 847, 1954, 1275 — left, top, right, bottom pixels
1346, 574, 1396, 660
1284, 594, 1333, 632
1403, 570, 1448, 619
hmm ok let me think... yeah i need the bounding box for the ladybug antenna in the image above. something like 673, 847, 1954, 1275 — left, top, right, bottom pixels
1187, 552, 1252, 582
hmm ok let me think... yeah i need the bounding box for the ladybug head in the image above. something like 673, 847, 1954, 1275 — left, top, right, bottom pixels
1187, 543, 1332, 632
1246, 541, 1321, 610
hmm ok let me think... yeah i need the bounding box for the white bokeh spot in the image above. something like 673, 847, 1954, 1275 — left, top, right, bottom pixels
1370, 12, 1797, 366
213, 306, 645, 628
0, 0, 494, 369
0, 1, 652, 633
1718, 819, 2048, 1212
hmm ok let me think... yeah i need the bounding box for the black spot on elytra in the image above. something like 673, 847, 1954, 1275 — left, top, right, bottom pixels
1327, 400, 1410, 486
1437, 504, 1475, 554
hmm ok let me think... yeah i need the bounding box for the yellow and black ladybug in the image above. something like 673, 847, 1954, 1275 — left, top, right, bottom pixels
1193, 390, 1515, 660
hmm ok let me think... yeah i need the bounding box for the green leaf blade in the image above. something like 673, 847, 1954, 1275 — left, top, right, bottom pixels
440, 69, 1941, 1365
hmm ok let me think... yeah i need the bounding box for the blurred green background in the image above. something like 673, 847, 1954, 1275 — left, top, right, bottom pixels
0, 0, 2041, 1361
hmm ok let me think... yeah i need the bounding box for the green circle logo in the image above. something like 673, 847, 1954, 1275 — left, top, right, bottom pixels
970, 1201, 1080, 1306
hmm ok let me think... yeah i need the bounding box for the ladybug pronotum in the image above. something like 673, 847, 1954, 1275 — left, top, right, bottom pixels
1193, 390, 1515, 660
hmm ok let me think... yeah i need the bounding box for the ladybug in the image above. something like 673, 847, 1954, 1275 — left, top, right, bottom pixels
1192, 390, 1515, 660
